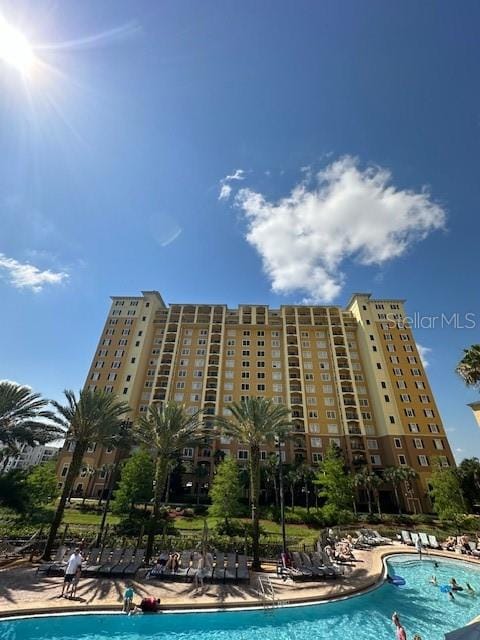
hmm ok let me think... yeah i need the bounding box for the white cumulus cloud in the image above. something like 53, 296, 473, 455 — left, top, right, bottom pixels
235, 156, 446, 302
417, 343, 431, 368
218, 168, 245, 201
0, 253, 69, 292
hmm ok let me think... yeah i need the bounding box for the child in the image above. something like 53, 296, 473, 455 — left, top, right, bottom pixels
123, 585, 135, 613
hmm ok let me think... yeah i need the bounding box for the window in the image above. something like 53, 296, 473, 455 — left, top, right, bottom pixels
242, 361, 250, 368
273, 384, 283, 392
311, 437, 322, 448
418, 455, 429, 467
107, 373, 117, 381
415, 381, 425, 389
424, 409, 435, 418
320, 373, 331, 381
242, 340, 250, 347
238, 450, 248, 460
413, 438, 424, 449
95, 361, 104, 369
192, 382, 202, 390
428, 423, 439, 434
226, 359, 234, 368
367, 439, 378, 449
370, 455, 382, 465
194, 359, 205, 367
394, 438, 402, 449
257, 384, 265, 391
419, 394, 430, 403
329, 437, 341, 447
384, 394, 390, 402
326, 410, 336, 419
434, 439, 444, 450
272, 361, 282, 369
174, 393, 184, 401
362, 412, 372, 420
389, 416, 396, 424
408, 423, 419, 433
312, 453, 323, 464
308, 410, 319, 418
182, 448, 194, 458
327, 424, 338, 434
404, 408, 415, 417
393, 367, 403, 375
309, 423, 320, 433
111, 361, 121, 369
307, 397, 317, 405
396, 380, 407, 389
91, 372, 100, 381
400, 394, 411, 402
176, 382, 185, 389
182, 348, 190, 356
398, 455, 407, 466
438, 456, 450, 467
411, 368, 421, 376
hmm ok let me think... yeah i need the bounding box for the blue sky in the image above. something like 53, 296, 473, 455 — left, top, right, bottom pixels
1, 0, 479, 460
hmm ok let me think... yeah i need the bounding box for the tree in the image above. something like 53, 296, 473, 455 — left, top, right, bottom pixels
354, 467, 380, 515
42, 389, 130, 560
298, 464, 315, 513
457, 457, 480, 511
194, 463, 209, 505
0, 469, 31, 512
215, 397, 291, 570
112, 449, 154, 515
26, 461, 59, 511
0, 381, 61, 471
456, 345, 480, 389
315, 444, 352, 512
134, 402, 207, 562
430, 461, 465, 524
208, 457, 242, 524
263, 453, 279, 507
383, 467, 404, 515
286, 465, 302, 510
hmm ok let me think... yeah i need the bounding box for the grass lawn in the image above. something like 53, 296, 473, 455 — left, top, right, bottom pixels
174, 515, 318, 541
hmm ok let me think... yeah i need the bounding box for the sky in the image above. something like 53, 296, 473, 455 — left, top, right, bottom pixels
1, 0, 479, 460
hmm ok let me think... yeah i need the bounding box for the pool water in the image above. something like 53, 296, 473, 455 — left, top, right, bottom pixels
2, 555, 480, 640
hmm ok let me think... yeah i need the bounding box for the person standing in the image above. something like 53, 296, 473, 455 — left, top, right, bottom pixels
60, 548, 83, 598
415, 536, 422, 558
392, 612, 407, 640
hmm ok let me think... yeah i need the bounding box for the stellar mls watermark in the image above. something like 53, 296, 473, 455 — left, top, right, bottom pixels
386, 312, 477, 329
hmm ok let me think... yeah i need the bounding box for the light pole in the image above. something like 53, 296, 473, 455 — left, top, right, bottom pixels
276, 437, 287, 556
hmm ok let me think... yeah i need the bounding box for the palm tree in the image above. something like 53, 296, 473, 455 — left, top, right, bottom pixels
456, 345, 480, 388
354, 467, 379, 515
134, 402, 207, 562
215, 397, 290, 570
299, 464, 315, 513
263, 453, 279, 507
0, 381, 61, 471
42, 389, 130, 560
194, 463, 209, 505
286, 466, 302, 510
383, 466, 406, 515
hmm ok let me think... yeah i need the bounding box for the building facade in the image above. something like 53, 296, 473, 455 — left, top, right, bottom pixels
2, 443, 59, 474
56, 291, 454, 512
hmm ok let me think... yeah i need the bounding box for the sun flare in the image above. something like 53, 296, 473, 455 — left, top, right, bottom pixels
0, 14, 36, 75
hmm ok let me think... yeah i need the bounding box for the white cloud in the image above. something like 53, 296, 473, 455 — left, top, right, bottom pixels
235, 156, 446, 302
218, 168, 245, 201
0, 253, 69, 292
417, 343, 432, 368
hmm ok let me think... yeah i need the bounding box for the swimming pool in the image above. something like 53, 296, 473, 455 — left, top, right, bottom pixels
2, 555, 480, 640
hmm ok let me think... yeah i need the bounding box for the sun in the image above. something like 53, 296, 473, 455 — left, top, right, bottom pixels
0, 15, 36, 76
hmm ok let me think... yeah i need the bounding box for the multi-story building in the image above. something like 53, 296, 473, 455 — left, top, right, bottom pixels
56, 291, 454, 512
2, 443, 59, 474
468, 401, 480, 428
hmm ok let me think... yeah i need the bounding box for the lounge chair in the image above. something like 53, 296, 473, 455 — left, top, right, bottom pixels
467, 542, 480, 558
368, 530, 392, 545
224, 553, 238, 583
310, 552, 337, 578
83, 547, 111, 576
109, 548, 135, 576
419, 533, 430, 548
36, 545, 69, 576
236, 554, 249, 583
428, 535, 441, 549
410, 532, 419, 547
123, 548, 146, 576
291, 551, 314, 578
300, 552, 330, 578
401, 530, 413, 545
211, 549, 225, 582
320, 550, 343, 576
98, 548, 124, 576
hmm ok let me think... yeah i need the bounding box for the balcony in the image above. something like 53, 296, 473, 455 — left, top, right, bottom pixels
352, 454, 367, 466
345, 412, 359, 421
350, 439, 365, 451
291, 395, 303, 405
348, 426, 362, 435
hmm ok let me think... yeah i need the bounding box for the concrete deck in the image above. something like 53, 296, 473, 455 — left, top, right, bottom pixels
1, 545, 479, 618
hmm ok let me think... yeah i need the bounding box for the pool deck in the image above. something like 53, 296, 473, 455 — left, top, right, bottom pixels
1, 545, 479, 618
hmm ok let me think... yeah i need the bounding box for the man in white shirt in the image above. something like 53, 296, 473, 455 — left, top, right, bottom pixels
60, 548, 83, 597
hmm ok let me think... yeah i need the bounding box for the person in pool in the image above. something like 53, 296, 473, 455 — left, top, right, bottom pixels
429, 575, 437, 585
466, 582, 475, 594
392, 612, 407, 640
450, 578, 463, 591
123, 585, 135, 613
448, 591, 455, 601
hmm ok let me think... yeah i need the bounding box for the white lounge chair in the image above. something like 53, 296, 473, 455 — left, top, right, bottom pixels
428, 535, 441, 549
401, 530, 413, 545
419, 532, 430, 547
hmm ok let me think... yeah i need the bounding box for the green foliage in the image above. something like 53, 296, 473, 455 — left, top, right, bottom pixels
321, 504, 355, 526
208, 457, 242, 522
112, 449, 154, 515
429, 462, 465, 522
315, 444, 352, 511
25, 462, 59, 510
456, 344, 480, 389
0, 470, 30, 512
456, 457, 480, 510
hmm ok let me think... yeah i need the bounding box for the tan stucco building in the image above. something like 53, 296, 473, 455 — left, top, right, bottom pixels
56, 291, 454, 512
468, 401, 480, 428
